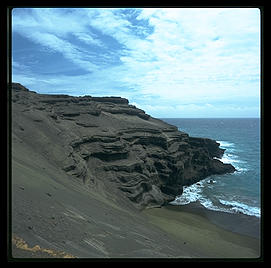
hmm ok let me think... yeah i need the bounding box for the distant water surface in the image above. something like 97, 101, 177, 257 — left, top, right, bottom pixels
161, 118, 261, 218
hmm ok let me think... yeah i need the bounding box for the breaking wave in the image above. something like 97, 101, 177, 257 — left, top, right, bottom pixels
217, 140, 249, 172
170, 180, 260, 218
171, 140, 260, 218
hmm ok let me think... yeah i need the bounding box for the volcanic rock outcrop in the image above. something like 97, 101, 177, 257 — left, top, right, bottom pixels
11, 83, 235, 209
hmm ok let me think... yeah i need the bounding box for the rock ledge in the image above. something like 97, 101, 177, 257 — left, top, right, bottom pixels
11, 83, 235, 209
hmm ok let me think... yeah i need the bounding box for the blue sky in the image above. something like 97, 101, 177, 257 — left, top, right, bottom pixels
12, 8, 260, 118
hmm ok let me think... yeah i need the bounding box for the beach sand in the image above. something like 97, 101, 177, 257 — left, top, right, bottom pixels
144, 203, 261, 258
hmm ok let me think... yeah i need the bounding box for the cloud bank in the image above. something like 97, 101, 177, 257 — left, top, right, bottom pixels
12, 8, 260, 117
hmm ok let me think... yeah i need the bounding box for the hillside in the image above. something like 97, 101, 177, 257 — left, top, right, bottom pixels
10, 83, 245, 258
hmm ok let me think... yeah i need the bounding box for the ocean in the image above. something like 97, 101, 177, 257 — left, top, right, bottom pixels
162, 118, 261, 218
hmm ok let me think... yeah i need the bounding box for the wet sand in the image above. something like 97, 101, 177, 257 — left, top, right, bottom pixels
144, 203, 261, 258
167, 202, 261, 239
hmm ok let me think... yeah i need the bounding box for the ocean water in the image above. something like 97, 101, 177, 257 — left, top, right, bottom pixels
162, 118, 261, 218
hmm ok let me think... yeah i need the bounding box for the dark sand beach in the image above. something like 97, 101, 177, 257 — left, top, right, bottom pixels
144, 203, 261, 258
166, 202, 260, 239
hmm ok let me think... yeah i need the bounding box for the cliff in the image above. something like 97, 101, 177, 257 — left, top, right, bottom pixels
11, 83, 235, 210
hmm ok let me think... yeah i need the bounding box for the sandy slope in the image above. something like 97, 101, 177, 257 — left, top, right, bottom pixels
11, 135, 185, 258
11, 114, 260, 259
144, 206, 260, 258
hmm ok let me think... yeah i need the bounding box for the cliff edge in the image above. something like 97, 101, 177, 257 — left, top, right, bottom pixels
11, 83, 235, 210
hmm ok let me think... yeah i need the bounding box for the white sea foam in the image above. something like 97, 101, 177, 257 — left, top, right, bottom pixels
171, 180, 260, 218
195, 196, 260, 218
172, 189, 261, 217
170, 183, 203, 205
224, 153, 250, 172
216, 140, 249, 172
219, 199, 261, 218
213, 154, 248, 173
170, 179, 215, 205
217, 140, 236, 152
171, 139, 258, 217
217, 140, 235, 148
198, 198, 232, 214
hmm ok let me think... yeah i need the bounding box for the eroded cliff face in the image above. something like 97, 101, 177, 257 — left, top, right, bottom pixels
11, 83, 235, 209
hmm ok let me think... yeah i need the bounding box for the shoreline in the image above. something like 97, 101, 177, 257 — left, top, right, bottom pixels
144, 202, 261, 258
167, 201, 261, 239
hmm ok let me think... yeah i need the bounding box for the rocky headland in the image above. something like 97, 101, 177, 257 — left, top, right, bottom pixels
11, 83, 235, 210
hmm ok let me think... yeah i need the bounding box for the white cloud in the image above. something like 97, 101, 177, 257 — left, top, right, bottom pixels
136, 102, 260, 118
12, 8, 260, 117
12, 8, 101, 73
116, 8, 260, 105
13, 8, 83, 37
29, 32, 98, 72
73, 32, 104, 47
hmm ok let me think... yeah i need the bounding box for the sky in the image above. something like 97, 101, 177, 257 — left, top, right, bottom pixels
12, 7, 261, 118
